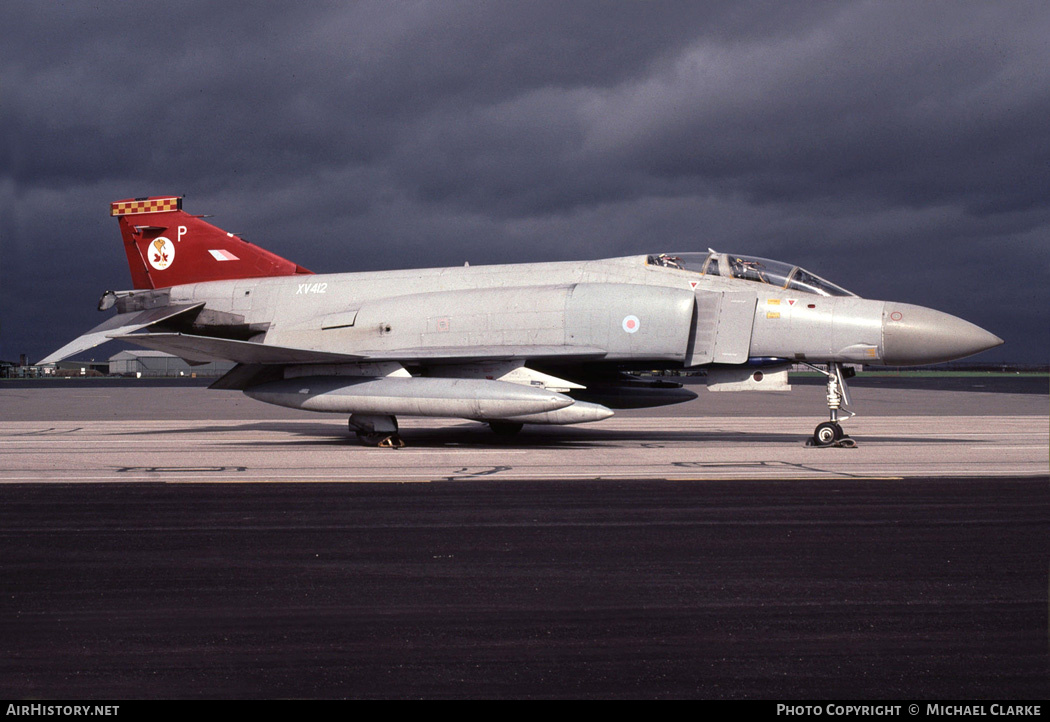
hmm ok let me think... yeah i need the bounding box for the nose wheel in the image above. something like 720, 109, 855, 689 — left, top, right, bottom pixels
812, 420, 854, 448
805, 362, 858, 448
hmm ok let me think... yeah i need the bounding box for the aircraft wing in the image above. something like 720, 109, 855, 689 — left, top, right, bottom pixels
121, 333, 605, 366
360, 346, 608, 363
37, 303, 205, 365
116, 332, 366, 365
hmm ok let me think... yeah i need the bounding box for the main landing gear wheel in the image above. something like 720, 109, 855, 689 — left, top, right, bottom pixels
348, 414, 403, 448
489, 421, 524, 437
356, 431, 405, 448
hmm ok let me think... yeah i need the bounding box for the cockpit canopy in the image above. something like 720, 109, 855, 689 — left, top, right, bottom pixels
647, 251, 856, 298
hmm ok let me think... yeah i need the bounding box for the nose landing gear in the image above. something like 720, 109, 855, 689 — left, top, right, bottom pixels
805, 362, 857, 448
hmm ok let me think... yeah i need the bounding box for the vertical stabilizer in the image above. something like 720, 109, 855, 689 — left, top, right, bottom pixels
111, 196, 312, 289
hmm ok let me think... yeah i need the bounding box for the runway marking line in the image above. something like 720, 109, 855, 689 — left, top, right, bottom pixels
0, 474, 915, 484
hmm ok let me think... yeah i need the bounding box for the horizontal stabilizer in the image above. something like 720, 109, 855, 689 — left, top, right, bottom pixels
116, 332, 365, 365
37, 303, 204, 365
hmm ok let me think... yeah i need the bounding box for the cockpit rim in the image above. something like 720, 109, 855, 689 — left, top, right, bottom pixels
646, 251, 856, 298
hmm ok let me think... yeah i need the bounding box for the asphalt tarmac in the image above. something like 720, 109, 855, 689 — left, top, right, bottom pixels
0, 377, 1046, 699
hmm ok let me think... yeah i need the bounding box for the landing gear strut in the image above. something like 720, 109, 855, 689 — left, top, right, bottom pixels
805, 362, 857, 448
349, 414, 404, 448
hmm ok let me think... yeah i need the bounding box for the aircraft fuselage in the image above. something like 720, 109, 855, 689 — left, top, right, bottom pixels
116, 254, 997, 370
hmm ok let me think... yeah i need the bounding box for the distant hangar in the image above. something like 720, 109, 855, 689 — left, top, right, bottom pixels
108, 350, 234, 378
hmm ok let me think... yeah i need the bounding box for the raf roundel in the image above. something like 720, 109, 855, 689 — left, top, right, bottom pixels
622, 315, 640, 334
148, 237, 176, 271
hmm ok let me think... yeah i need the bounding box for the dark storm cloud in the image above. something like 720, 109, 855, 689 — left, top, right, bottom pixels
2, 1, 1047, 363
602, 4, 1050, 215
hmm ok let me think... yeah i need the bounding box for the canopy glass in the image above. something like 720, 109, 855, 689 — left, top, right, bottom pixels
648, 252, 855, 297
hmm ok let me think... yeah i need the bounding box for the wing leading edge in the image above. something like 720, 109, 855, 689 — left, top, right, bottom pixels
118, 332, 607, 366
119, 332, 367, 365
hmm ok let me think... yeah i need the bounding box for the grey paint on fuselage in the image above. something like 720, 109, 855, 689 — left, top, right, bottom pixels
88, 249, 1005, 384
161, 255, 887, 366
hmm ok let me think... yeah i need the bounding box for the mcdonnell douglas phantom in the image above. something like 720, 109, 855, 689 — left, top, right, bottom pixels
41, 196, 1003, 447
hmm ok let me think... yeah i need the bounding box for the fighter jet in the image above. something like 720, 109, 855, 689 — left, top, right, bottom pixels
41, 196, 1003, 447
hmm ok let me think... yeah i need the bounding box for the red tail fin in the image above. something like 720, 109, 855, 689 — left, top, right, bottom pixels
111, 196, 312, 289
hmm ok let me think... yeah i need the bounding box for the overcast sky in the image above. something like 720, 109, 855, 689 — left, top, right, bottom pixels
2, 1, 1047, 364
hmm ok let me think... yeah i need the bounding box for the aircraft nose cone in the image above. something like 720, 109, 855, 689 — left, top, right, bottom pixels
882, 303, 1003, 366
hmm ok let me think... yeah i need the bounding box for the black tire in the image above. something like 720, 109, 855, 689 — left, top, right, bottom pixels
489, 421, 524, 437
813, 421, 840, 446
356, 431, 404, 448
356, 431, 381, 447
